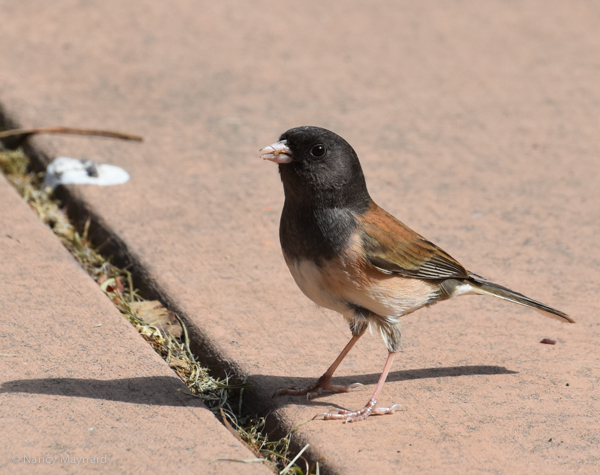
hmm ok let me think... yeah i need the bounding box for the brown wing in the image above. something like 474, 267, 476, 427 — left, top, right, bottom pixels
356, 203, 469, 280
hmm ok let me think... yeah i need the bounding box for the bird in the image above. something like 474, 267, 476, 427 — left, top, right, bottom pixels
260, 125, 574, 423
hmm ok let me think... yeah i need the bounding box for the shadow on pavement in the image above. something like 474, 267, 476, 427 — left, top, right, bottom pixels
0, 365, 516, 408
0, 375, 204, 407
262, 365, 518, 409
265, 364, 518, 390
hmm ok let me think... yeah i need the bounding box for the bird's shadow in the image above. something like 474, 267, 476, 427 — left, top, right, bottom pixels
0, 365, 516, 409
262, 365, 518, 411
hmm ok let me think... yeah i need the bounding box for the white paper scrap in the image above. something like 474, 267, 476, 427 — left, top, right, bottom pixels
43, 157, 130, 190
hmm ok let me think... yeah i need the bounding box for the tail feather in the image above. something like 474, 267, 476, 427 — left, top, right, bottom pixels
468, 277, 575, 323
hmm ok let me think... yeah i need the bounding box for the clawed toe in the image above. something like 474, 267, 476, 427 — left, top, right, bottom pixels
306, 387, 324, 399
273, 381, 363, 399
314, 401, 403, 423
308, 382, 364, 399
273, 387, 302, 398
370, 403, 403, 415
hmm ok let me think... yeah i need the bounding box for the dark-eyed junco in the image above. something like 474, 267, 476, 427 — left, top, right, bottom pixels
260, 126, 574, 423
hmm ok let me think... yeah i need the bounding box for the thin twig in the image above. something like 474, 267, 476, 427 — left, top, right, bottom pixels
0, 127, 142, 142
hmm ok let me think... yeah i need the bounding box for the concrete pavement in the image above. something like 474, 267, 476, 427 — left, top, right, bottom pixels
1, 1, 599, 473
0, 175, 270, 474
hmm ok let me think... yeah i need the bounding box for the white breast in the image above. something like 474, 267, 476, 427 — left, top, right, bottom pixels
284, 257, 351, 315
284, 251, 441, 320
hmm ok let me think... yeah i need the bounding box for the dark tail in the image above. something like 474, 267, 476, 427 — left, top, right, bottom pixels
468, 276, 575, 323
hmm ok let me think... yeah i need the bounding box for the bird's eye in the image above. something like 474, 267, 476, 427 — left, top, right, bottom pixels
310, 144, 327, 158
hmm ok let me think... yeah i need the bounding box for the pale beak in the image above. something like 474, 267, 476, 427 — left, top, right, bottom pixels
259, 140, 293, 164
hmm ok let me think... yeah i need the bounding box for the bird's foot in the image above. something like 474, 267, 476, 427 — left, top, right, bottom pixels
314, 399, 403, 423
273, 379, 363, 400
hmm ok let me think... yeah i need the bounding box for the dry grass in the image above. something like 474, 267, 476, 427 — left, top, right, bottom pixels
0, 147, 319, 474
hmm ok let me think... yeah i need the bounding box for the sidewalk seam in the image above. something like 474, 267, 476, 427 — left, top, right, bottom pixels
0, 119, 321, 474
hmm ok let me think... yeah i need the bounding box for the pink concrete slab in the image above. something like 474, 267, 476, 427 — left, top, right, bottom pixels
1, 1, 599, 473
0, 177, 270, 474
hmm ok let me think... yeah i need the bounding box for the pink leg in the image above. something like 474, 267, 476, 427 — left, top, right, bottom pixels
315, 351, 403, 423
274, 335, 364, 399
